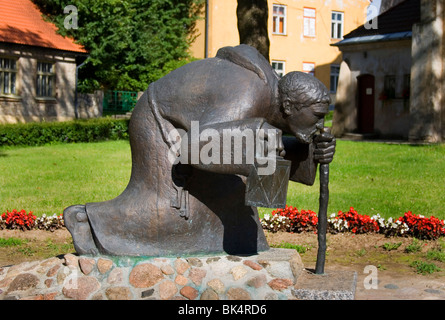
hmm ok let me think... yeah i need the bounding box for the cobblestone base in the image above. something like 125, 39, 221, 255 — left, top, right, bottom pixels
0, 248, 306, 300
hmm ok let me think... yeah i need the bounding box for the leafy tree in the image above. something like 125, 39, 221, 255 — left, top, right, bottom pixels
236, 0, 270, 61
33, 0, 204, 92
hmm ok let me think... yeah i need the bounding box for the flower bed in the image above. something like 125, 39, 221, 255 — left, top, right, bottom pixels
261, 205, 445, 240
263, 206, 318, 233
398, 211, 445, 240
1, 210, 64, 232
2, 206, 444, 240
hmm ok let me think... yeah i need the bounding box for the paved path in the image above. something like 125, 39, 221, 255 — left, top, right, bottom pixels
352, 268, 445, 300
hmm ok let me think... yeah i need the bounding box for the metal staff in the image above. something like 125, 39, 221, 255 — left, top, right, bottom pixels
315, 128, 330, 275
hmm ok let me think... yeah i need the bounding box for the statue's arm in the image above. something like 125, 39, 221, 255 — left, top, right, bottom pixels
282, 136, 318, 186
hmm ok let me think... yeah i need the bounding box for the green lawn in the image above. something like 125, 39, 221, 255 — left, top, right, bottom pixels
0, 140, 131, 215
1, 140, 444, 220
259, 141, 445, 220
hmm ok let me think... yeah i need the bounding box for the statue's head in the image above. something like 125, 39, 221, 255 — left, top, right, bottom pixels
278, 71, 330, 143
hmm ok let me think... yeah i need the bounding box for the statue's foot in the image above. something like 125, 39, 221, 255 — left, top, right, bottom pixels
64, 205, 99, 256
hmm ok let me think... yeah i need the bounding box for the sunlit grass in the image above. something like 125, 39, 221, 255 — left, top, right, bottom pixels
260, 141, 445, 220
0, 140, 131, 215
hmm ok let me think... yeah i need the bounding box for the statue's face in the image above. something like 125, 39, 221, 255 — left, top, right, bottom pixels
284, 100, 329, 144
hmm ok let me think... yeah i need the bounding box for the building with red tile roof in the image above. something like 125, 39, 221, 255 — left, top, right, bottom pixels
0, 0, 86, 53
0, 0, 98, 123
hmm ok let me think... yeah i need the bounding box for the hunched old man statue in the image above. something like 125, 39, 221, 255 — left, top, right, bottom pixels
64, 44, 335, 257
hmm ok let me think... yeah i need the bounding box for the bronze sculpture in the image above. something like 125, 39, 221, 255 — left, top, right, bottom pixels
64, 45, 335, 257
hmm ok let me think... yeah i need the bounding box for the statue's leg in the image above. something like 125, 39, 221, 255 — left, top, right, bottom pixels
63, 205, 99, 255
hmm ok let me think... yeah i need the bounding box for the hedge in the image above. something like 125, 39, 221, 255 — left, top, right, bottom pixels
0, 118, 130, 147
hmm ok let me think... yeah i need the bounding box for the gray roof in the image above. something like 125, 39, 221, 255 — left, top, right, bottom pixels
333, 0, 419, 46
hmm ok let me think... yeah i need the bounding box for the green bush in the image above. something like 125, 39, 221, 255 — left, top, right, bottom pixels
0, 118, 130, 147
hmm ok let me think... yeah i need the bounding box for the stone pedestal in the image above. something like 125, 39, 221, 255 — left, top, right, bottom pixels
0, 248, 307, 300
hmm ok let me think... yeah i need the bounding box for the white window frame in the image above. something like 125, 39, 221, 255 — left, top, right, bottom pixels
271, 60, 285, 78
36, 61, 55, 98
303, 7, 316, 37
331, 11, 344, 39
0, 57, 18, 95
302, 62, 315, 76
330, 64, 340, 93
272, 4, 287, 35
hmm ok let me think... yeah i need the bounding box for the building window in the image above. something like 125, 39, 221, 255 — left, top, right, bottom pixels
330, 64, 340, 93
0, 57, 17, 95
273, 4, 286, 35
272, 61, 285, 78
331, 11, 344, 39
36, 62, 55, 97
303, 8, 316, 37
384, 75, 396, 99
403, 74, 410, 99
302, 62, 315, 76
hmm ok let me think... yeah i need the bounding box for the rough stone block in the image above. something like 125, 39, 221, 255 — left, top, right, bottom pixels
97, 258, 113, 274
79, 257, 96, 275
180, 286, 198, 300
129, 263, 163, 288
159, 280, 178, 300
292, 270, 357, 300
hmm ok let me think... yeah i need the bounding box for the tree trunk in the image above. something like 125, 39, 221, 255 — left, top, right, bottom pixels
237, 0, 270, 62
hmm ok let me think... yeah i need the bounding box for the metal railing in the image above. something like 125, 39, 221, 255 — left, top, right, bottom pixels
103, 90, 138, 114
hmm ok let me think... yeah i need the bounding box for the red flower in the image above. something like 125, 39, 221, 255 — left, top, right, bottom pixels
336, 207, 379, 234
398, 211, 444, 240
271, 205, 318, 233
1, 209, 36, 231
